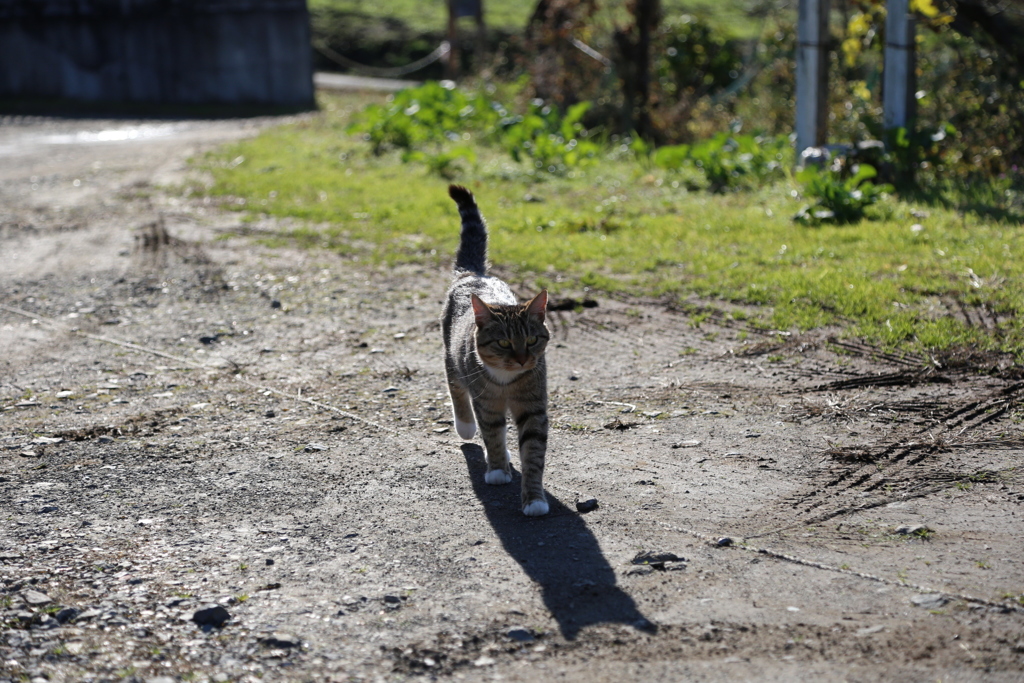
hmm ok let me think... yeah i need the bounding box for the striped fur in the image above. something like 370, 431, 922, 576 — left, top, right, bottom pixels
442, 185, 551, 516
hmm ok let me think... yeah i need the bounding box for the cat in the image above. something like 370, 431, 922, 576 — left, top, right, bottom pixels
442, 184, 551, 517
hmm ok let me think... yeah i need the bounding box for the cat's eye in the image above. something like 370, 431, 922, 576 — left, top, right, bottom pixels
498, 339, 512, 348
526, 336, 538, 345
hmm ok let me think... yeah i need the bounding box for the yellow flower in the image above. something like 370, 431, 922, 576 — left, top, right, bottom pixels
848, 13, 872, 37
910, 0, 940, 18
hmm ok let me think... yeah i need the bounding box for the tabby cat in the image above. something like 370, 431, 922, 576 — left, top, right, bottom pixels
442, 185, 551, 517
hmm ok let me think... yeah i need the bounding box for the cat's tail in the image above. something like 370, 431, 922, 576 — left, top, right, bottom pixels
449, 184, 487, 275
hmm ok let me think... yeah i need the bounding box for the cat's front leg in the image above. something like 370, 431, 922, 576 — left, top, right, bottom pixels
510, 400, 549, 516
446, 377, 476, 440
473, 398, 511, 484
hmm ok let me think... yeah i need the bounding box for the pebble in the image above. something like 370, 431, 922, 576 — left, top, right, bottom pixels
576, 498, 599, 513
473, 656, 496, 667
22, 590, 51, 606
19, 450, 39, 458
631, 551, 685, 569
192, 605, 230, 628
37, 506, 58, 514
507, 628, 535, 643
383, 595, 401, 604
716, 537, 734, 547
911, 593, 948, 609
270, 299, 282, 309
624, 566, 654, 577
856, 625, 885, 636
265, 410, 276, 418
894, 524, 932, 536
261, 632, 301, 648
55, 607, 79, 623
304, 443, 328, 452
98, 435, 114, 444
671, 440, 701, 448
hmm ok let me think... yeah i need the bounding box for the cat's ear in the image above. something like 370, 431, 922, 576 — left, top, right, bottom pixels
525, 289, 547, 323
471, 293, 493, 327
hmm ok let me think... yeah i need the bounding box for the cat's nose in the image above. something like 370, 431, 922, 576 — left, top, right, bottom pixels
514, 354, 528, 366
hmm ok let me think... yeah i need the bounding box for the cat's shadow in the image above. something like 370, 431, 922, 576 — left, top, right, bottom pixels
461, 443, 654, 640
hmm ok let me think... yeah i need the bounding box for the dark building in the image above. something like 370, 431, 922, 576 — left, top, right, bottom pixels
0, 0, 314, 107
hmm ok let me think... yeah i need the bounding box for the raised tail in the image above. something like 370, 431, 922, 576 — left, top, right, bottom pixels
448, 184, 487, 275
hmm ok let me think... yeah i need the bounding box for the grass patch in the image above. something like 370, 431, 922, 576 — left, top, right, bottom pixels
192, 92, 1024, 359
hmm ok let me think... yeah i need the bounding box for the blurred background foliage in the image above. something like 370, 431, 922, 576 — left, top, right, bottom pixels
310, 0, 1024, 212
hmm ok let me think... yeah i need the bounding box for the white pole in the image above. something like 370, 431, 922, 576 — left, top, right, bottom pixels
883, 0, 914, 129
796, 0, 830, 160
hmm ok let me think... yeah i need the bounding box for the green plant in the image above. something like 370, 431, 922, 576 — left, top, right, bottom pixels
348, 81, 498, 154
401, 146, 476, 179
654, 132, 789, 191
499, 100, 600, 173
348, 82, 598, 175
794, 163, 893, 225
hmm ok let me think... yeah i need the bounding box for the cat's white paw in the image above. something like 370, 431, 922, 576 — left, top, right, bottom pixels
455, 417, 477, 440
484, 468, 512, 485
522, 500, 549, 517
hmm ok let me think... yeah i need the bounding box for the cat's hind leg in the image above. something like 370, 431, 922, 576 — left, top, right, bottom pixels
446, 377, 476, 440
473, 398, 511, 484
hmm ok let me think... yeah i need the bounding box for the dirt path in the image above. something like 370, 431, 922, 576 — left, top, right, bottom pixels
1, 115, 1023, 683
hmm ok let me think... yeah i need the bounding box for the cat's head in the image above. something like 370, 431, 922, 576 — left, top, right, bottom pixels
471, 290, 549, 373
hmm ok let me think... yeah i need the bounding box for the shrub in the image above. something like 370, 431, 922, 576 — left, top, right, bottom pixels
794, 163, 893, 225
652, 132, 789, 191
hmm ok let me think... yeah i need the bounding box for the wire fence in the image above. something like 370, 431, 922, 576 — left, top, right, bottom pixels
313, 40, 450, 78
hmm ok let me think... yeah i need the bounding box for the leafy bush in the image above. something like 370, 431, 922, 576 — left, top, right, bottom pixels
499, 100, 600, 173
347, 81, 500, 154
347, 82, 599, 175
652, 132, 789, 191
794, 163, 893, 225
849, 124, 957, 187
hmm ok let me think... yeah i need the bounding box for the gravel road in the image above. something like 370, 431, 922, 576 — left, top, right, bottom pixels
1, 114, 1023, 682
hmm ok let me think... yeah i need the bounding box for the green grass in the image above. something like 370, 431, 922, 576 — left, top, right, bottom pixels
309, 0, 533, 33
193, 92, 1024, 359
309, 0, 765, 37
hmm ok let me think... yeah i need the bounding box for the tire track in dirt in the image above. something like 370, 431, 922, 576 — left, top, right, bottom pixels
764, 379, 1024, 531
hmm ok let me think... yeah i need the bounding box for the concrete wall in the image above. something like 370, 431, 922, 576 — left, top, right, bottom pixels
0, 0, 314, 106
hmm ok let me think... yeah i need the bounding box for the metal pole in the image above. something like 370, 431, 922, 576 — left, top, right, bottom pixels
795, 0, 830, 161
883, 0, 915, 130
446, 0, 460, 79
